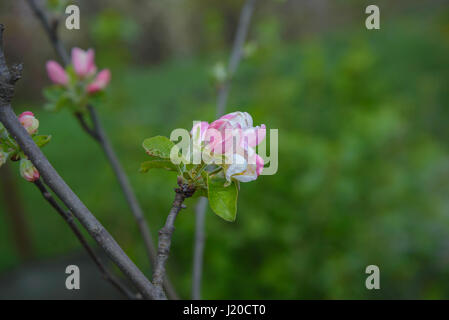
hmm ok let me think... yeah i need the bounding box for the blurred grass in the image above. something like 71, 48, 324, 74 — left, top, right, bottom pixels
1, 8, 449, 299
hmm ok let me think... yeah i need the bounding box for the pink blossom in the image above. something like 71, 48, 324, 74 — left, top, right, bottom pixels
87, 69, 111, 94
190, 111, 266, 182
18, 111, 39, 135
206, 112, 265, 155
72, 48, 97, 78
46, 61, 69, 86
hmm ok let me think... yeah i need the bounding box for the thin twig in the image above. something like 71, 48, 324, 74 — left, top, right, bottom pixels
153, 181, 195, 297
24, 0, 178, 299
0, 24, 161, 300
192, 0, 257, 300
34, 179, 137, 300
192, 197, 207, 299
75, 111, 99, 140
25, 0, 70, 65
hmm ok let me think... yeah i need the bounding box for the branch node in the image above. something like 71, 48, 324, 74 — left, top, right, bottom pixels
10, 63, 23, 84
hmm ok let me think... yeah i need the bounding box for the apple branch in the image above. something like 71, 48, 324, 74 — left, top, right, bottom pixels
0, 24, 161, 300
34, 179, 137, 300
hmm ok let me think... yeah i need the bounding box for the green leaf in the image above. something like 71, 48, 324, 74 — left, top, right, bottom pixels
33, 135, 52, 148
142, 136, 175, 159
207, 174, 238, 222
140, 159, 178, 173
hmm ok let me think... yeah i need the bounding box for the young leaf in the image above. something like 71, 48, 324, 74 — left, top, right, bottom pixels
207, 174, 238, 222
140, 159, 179, 173
32, 135, 52, 148
142, 136, 175, 159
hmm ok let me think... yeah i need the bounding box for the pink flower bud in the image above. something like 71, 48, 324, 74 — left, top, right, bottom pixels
87, 69, 111, 94
72, 48, 97, 78
18, 111, 39, 135
46, 61, 69, 86
20, 159, 40, 182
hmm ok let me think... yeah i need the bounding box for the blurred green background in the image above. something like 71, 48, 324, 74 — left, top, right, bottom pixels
1, 0, 449, 299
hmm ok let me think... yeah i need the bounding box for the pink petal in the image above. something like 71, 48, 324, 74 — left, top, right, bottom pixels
72, 48, 97, 77
86, 49, 97, 76
256, 154, 264, 176
18, 111, 34, 119
87, 69, 111, 94
242, 124, 266, 148
46, 61, 69, 85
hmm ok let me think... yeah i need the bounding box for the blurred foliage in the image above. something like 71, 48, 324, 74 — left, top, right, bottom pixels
1, 2, 449, 299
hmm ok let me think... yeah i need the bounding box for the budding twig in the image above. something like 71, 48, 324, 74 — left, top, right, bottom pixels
25, 0, 178, 299
25, 0, 70, 64
153, 182, 196, 298
34, 179, 137, 300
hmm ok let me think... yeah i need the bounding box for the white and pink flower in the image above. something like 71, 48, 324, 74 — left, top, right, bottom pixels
18, 111, 39, 135
190, 111, 266, 182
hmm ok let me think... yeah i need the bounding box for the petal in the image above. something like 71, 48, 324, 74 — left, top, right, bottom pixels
87, 69, 111, 94
225, 153, 248, 182
225, 111, 253, 129
46, 61, 68, 85
72, 48, 96, 77
86, 49, 97, 76
72, 47, 87, 76
255, 154, 264, 176
241, 124, 266, 148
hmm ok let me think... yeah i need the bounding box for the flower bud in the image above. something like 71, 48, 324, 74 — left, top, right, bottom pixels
46, 61, 69, 86
20, 159, 40, 182
87, 69, 111, 94
72, 48, 97, 78
18, 111, 39, 135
